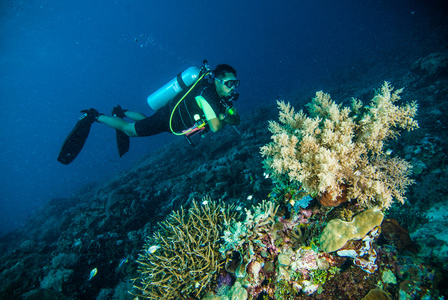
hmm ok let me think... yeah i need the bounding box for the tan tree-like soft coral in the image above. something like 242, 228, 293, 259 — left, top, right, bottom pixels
260, 82, 418, 208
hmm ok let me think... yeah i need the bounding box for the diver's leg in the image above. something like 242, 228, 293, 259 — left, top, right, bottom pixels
97, 115, 138, 137
103, 106, 169, 138
124, 111, 147, 121
112, 105, 147, 121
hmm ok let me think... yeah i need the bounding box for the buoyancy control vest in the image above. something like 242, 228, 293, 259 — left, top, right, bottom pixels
170, 79, 223, 130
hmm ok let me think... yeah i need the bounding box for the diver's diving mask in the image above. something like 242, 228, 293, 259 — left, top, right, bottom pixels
216, 78, 240, 89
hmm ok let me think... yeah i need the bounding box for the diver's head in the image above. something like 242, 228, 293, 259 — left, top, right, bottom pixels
214, 64, 239, 99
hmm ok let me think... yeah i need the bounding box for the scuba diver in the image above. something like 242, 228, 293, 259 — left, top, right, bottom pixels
57, 62, 241, 165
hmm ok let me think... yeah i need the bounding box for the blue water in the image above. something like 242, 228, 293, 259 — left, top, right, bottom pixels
0, 0, 445, 235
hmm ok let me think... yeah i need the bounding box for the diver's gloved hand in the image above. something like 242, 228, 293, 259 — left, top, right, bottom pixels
112, 105, 128, 118
80, 108, 102, 123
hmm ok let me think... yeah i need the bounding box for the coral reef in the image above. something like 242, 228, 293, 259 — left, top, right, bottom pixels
219, 199, 346, 298
0, 105, 273, 299
361, 288, 392, 300
220, 200, 279, 258
410, 52, 448, 78
1, 50, 447, 299
212, 196, 444, 299
410, 203, 448, 271
40, 268, 73, 292
336, 226, 381, 274
319, 208, 384, 252
380, 218, 418, 253
131, 199, 240, 299
260, 82, 418, 209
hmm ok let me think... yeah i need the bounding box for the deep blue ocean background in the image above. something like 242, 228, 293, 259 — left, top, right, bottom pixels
0, 0, 446, 235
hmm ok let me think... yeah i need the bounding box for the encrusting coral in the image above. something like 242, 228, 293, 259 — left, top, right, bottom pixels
260, 82, 418, 208
361, 288, 392, 300
131, 198, 239, 300
319, 207, 384, 253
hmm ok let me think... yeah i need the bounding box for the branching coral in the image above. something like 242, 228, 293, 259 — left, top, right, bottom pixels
260, 82, 418, 208
220, 200, 280, 296
131, 198, 239, 300
220, 200, 279, 258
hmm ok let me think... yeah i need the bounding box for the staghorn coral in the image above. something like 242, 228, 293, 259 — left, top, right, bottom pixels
260, 82, 418, 208
131, 198, 239, 300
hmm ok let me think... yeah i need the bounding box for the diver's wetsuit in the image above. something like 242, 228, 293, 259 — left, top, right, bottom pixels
134, 79, 225, 136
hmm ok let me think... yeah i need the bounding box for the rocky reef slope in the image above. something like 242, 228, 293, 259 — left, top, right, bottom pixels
0, 52, 447, 299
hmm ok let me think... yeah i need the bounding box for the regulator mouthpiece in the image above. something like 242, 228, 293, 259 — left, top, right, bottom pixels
229, 92, 239, 102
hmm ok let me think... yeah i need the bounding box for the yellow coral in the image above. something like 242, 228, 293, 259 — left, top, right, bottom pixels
361, 288, 392, 300
131, 198, 238, 300
319, 207, 384, 252
260, 82, 417, 208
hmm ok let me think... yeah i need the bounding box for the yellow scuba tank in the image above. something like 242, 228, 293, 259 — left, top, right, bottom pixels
147, 66, 201, 111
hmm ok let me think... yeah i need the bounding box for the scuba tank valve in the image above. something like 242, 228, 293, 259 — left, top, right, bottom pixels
202, 60, 212, 74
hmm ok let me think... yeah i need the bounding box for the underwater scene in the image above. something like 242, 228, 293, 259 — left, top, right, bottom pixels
1, 0, 448, 299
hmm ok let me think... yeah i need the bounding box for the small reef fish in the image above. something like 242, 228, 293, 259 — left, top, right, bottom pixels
202, 200, 209, 205
147, 245, 160, 254
88, 268, 97, 280
119, 257, 128, 267
247, 195, 253, 200
386, 149, 393, 155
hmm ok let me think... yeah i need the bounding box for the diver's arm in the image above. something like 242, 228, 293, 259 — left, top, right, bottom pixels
208, 117, 226, 132
209, 108, 240, 132
196, 95, 227, 132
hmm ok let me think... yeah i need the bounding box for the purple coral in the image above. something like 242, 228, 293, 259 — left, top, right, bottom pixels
215, 273, 234, 294
278, 209, 312, 231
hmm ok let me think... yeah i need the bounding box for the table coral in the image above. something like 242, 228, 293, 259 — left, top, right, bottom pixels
260, 82, 418, 209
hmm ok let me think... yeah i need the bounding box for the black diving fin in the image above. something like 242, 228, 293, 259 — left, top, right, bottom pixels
57, 109, 99, 165
116, 130, 129, 157
112, 105, 130, 157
